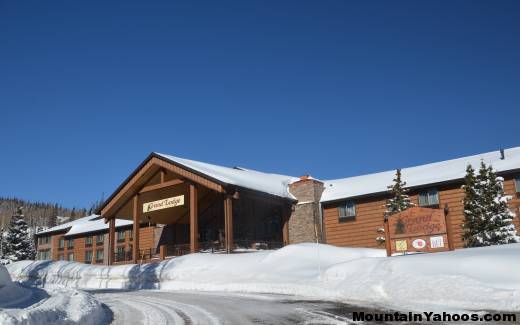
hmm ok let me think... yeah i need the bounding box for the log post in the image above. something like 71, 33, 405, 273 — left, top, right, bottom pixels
444, 204, 455, 251
224, 195, 234, 253
108, 217, 115, 265
160, 245, 166, 260
132, 195, 140, 264
282, 206, 290, 246
190, 183, 199, 253
384, 213, 392, 257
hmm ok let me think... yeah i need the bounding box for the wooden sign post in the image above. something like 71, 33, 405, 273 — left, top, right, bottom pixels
384, 206, 454, 256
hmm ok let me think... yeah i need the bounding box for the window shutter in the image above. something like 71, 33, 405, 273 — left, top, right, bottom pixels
418, 192, 428, 206
346, 202, 356, 217
428, 189, 439, 205
338, 206, 346, 218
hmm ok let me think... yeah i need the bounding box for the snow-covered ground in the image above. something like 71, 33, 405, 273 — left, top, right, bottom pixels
7, 243, 520, 314
0, 264, 107, 325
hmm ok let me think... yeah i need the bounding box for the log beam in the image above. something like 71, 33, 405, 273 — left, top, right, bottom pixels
108, 218, 115, 265
224, 196, 234, 253
132, 195, 140, 264
138, 179, 184, 194
190, 184, 199, 253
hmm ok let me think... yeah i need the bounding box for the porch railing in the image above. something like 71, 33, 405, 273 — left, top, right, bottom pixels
234, 240, 284, 251
158, 240, 284, 259
114, 251, 133, 262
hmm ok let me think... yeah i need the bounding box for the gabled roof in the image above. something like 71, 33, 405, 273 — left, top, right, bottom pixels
98, 153, 299, 215
156, 153, 299, 200
36, 215, 132, 237
321, 146, 520, 203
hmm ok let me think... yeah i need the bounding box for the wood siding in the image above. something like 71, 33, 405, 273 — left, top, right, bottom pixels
323, 174, 520, 249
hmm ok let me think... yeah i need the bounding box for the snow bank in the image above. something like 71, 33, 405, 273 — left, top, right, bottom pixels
8, 243, 520, 313
0, 264, 107, 325
0, 264, 30, 308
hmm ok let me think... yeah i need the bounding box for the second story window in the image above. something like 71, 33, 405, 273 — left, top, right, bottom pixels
338, 201, 356, 220
96, 249, 104, 262
39, 236, 50, 245
58, 238, 65, 249
418, 189, 439, 207
85, 236, 93, 246
66, 238, 74, 249
85, 250, 93, 263
117, 230, 125, 242
96, 234, 104, 244
515, 176, 520, 193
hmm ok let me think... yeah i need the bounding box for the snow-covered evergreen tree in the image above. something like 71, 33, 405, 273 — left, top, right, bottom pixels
379, 169, 414, 245
483, 163, 519, 245
462, 161, 519, 247
461, 164, 483, 247
385, 169, 415, 214
4, 207, 36, 263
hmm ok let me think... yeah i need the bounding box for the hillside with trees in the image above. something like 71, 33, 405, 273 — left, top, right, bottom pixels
0, 196, 103, 233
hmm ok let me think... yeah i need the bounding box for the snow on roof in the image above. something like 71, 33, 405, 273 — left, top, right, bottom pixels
65, 218, 132, 237
36, 215, 99, 235
156, 153, 299, 200
321, 146, 520, 203
36, 215, 132, 237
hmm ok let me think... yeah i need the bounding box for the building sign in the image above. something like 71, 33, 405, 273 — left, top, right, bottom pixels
142, 195, 184, 213
384, 207, 454, 256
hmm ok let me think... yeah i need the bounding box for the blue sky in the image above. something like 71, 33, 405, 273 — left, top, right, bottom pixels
1, 1, 519, 209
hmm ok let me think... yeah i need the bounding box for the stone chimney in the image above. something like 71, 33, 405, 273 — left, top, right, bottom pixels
287, 175, 325, 244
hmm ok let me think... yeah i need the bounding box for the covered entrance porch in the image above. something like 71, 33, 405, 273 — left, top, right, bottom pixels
99, 153, 294, 265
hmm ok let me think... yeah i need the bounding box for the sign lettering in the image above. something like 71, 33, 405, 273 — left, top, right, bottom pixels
143, 195, 184, 213
385, 207, 452, 256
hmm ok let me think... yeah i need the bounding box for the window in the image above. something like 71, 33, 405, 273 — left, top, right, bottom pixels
96, 234, 104, 244
38, 250, 50, 260
85, 250, 93, 263
58, 237, 65, 249
418, 189, 439, 207
85, 236, 93, 246
66, 238, 74, 249
515, 177, 520, 193
58, 254, 64, 261
117, 230, 125, 242
338, 201, 356, 220
129, 229, 133, 240
39, 236, 50, 245
96, 249, 104, 262
67, 252, 74, 261
116, 246, 125, 261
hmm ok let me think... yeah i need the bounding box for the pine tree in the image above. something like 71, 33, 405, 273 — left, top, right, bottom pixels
461, 164, 483, 247
483, 164, 519, 245
462, 161, 519, 247
385, 169, 415, 214
4, 207, 36, 263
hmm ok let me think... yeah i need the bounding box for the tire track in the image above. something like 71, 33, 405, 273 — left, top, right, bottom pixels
99, 292, 222, 325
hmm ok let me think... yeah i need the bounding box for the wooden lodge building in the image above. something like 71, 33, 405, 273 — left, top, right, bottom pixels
35, 147, 520, 264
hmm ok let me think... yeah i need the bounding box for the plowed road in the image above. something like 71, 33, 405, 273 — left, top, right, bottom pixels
94, 290, 375, 325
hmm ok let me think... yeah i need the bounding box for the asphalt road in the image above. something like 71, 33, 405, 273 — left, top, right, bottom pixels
93, 290, 381, 325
